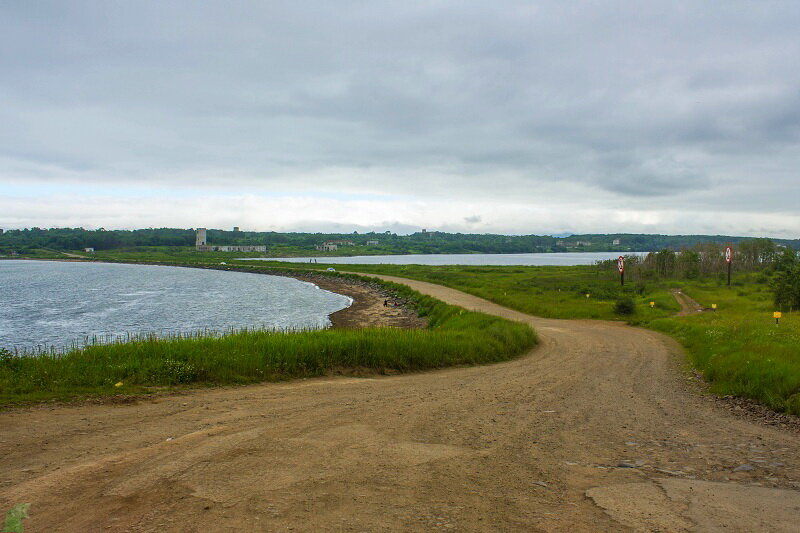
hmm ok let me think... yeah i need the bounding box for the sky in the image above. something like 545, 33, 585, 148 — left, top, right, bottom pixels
1, 1, 799, 237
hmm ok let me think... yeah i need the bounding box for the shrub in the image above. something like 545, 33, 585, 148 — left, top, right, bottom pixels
614, 297, 636, 315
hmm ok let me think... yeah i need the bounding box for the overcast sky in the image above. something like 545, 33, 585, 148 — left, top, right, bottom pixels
1, 1, 799, 236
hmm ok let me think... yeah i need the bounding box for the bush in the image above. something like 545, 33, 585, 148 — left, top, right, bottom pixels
771, 249, 800, 310
614, 297, 636, 315
0, 347, 18, 370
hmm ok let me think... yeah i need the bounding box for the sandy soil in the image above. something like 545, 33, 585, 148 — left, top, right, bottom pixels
2, 275, 800, 532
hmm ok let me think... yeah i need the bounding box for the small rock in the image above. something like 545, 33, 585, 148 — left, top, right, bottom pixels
733, 464, 755, 472
617, 461, 638, 468
166, 437, 174, 442
532, 481, 548, 487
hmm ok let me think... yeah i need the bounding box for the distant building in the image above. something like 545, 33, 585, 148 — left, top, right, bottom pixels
202, 245, 266, 252
366, 240, 379, 246
574, 241, 591, 247
326, 240, 354, 246
195, 228, 265, 252
196, 228, 207, 247
612, 239, 621, 246
0, 228, 4, 234
316, 243, 338, 251
84, 247, 95, 253
233, 226, 240, 232
556, 240, 566, 246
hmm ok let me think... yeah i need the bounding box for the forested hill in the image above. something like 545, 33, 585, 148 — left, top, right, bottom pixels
0, 227, 798, 255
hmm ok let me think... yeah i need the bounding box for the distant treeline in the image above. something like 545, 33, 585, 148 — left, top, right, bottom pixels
1, 227, 799, 255
599, 238, 796, 279
597, 240, 800, 309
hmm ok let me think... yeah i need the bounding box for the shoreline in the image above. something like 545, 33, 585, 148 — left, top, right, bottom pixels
164, 263, 427, 330
2, 258, 426, 332
297, 274, 426, 329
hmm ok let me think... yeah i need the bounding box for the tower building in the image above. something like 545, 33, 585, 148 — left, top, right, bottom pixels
196, 228, 207, 248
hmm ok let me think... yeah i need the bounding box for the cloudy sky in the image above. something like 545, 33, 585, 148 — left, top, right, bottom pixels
1, 1, 799, 236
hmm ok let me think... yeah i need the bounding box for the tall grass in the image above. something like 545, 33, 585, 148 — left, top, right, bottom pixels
0, 279, 537, 406
359, 265, 800, 416
647, 275, 800, 414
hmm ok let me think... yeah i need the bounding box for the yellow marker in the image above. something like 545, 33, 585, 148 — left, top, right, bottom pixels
774, 312, 782, 319
585, 293, 590, 298
114, 381, 124, 387
649, 301, 655, 308
711, 303, 717, 310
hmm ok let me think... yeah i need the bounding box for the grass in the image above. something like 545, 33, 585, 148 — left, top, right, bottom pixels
0, 277, 537, 407
6, 251, 800, 416
329, 263, 683, 321
202, 259, 798, 416
647, 274, 800, 414
278, 262, 799, 416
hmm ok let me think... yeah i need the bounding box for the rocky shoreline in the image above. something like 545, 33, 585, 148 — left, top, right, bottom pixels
121, 261, 427, 330
282, 272, 427, 329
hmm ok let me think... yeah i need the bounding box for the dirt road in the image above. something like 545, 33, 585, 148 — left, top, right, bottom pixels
2, 275, 800, 532
670, 289, 707, 316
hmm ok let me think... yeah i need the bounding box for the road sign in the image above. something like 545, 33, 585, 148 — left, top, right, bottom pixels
712, 303, 717, 310
617, 256, 625, 273
649, 301, 655, 308
774, 312, 782, 319
725, 246, 733, 286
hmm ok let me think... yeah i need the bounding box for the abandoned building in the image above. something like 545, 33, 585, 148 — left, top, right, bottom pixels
195, 228, 266, 252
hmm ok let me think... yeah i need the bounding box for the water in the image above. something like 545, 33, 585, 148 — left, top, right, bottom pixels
242, 251, 647, 266
0, 261, 352, 353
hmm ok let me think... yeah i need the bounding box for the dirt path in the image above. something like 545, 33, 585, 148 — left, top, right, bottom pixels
670, 288, 707, 316
2, 275, 800, 532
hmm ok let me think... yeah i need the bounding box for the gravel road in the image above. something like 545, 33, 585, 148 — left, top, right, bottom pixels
1, 274, 799, 532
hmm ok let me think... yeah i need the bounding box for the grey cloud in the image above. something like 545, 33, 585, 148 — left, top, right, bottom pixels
0, 1, 799, 229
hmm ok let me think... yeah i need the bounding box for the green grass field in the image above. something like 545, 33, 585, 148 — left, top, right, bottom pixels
0, 277, 536, 407
291, 262, 796, 415
647, 275, 800, 414
4, 249, 799, 415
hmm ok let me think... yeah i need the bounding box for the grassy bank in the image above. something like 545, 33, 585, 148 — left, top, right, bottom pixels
317, 264, 798, 416
646, 276, 800, 414
0, 276, 537, 407
6, 252, 799, 416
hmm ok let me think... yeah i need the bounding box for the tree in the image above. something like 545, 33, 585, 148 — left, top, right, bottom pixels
654, 249, 676, 277
772, 248, 800, 311
677, 249, 701, 279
